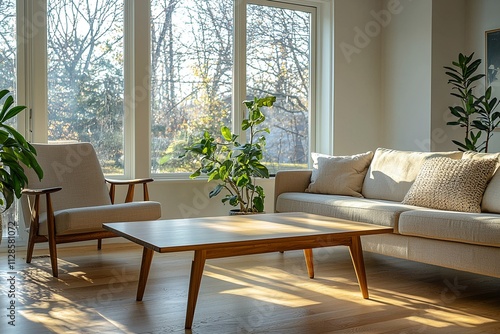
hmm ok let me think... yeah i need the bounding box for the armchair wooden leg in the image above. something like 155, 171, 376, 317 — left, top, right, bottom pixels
97, 239, 102, 250
45, 193, 59, 277
48, 233, 59, 278
26, 227, 36, 264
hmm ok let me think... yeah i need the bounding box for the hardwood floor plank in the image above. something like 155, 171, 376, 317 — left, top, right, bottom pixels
1, 241, 499, 333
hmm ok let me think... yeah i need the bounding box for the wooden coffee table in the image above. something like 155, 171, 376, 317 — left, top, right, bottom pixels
103, 212, 393, 329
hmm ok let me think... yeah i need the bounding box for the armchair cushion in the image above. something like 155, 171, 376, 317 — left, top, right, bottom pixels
38, 201, 162, 236
24, 143, 113, 218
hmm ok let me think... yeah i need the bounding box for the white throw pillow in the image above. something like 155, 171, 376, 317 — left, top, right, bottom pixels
401, 157, 497, 213
306, 151, 374, 197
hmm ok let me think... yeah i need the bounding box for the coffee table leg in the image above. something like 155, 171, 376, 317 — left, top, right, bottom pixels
136, 247, 154, 301
303, 249, 314, 279
348, 236, 369, 299
185, 250, 207, 329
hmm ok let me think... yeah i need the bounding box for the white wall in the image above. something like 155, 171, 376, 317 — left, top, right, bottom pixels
381, 0, 433, 151
430, 0, 466, 152
146, 178, 275, 219
378, 0, 499, 153
332, 0, 382, 155
465, 0, 500, 56
465, 0, 500, 152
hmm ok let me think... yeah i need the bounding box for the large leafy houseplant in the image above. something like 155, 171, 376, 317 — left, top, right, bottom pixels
0, 89, 43, 211
444, 53, 500, 152
182, 95, 276, 213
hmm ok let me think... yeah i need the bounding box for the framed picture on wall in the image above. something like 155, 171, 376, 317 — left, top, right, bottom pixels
486, 28, 500, 101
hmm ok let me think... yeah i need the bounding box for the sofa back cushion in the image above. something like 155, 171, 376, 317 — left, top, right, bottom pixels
362, 148, 463, 202
462, 151, 500, 213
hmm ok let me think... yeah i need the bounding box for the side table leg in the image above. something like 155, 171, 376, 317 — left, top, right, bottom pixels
348, 236, 369, 299
185, 250, 207, 329
303, 249, 314, 279
136, 247, 154, 301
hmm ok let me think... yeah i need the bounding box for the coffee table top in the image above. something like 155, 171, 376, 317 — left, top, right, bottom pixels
103, 212, 393, 253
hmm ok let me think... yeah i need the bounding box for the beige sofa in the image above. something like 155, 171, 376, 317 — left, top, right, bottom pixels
274, 148, 500, 278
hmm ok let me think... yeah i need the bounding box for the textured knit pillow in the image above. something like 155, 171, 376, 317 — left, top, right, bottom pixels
401, 157, 497, 213
462, 151, 500, 213
306, 151, 374, 197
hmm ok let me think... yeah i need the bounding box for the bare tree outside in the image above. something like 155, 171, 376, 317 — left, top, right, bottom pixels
247, 4, 310, 172
151, 1, 311, 174
0, 0, 16, 93
0, 0, 18, 236
47, 0, 125, 174
151, 0, 233, 173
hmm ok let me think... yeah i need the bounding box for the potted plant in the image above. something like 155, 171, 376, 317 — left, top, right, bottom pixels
444, 53, 500, 152
0, 89, 43, 211
182, 95, 276, 214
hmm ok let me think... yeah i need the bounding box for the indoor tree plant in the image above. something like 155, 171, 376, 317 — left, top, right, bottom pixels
182, 95, 276, 214
444, 52, 500, 152
0, 89, 43, 211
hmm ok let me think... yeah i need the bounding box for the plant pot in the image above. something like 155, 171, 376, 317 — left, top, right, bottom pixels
229, 209, 265, 216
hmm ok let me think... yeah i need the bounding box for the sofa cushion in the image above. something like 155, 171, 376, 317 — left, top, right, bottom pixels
276, 192, 416, 233
401, 157, 496, 213
462, 151, 500, 163
464, 151, 500, 213
306, 151, 373, 198
38, 201, 162, 236
362, 148, 463, 202
398, 209, 500, 247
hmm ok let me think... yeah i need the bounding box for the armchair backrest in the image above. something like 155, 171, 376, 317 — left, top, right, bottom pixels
21, 143, 112, 227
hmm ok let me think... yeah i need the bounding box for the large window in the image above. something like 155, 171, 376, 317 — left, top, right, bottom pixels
150, 0, 233, 173
247, 4, 311, 172
0, 0, 18, 237
0, 0, 16, 93
47, 0, 125, 174
151, 1, 313, 174
14, 0, 318, 178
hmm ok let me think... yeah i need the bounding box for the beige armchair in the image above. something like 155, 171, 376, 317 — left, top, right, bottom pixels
21, 143, 162, 277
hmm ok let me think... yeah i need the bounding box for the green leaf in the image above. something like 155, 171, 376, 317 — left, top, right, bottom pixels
0, 95, 14, 121
467, 73, 485, 83
209, 184, 224, 198
445, 71, 462, 82
253, 197, 264, 212
0, 90, 9, 101
235, 174, 249, 187
2, 105, 26, 123
228, 195, 239, 206
241, 119, 250, 131
221, 126, 232, 141
251, 163, 269, 178
189, 169, 201, 179
472, 121, 488, 131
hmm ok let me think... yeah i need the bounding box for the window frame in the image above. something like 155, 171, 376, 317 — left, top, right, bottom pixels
19, 0, 331, 181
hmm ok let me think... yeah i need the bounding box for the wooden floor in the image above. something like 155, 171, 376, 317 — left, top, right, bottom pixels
0, 241, 499, 333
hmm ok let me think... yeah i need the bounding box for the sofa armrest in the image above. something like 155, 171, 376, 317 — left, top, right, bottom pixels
274, 170, 312, 212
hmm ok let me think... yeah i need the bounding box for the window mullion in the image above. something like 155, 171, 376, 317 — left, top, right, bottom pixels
233, 0, 247, 140
27, 0, 48, 144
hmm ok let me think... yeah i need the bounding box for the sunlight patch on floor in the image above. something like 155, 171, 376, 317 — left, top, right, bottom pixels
221, 286, 319, 307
